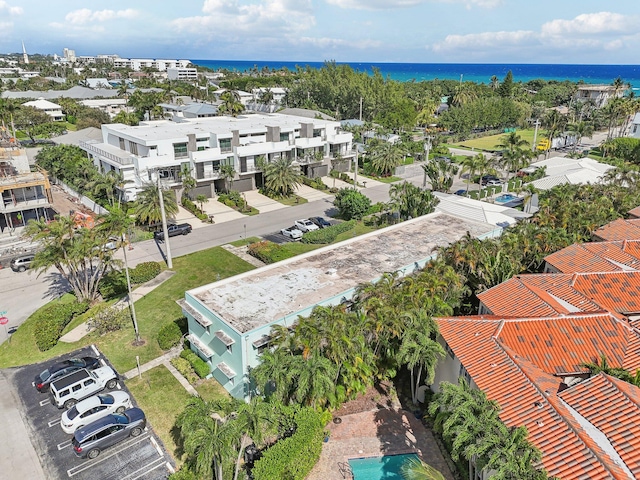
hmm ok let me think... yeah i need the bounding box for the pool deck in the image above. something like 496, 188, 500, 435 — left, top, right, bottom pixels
307, 408, 455, 480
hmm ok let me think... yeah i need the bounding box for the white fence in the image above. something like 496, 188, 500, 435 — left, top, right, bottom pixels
57, 182, 109, 215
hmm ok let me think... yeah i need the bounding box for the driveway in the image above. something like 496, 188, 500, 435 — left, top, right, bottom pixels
5, 346, 172, 480
243, 190, 288, 213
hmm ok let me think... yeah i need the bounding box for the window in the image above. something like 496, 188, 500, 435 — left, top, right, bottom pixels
60, 389, 70, 397
173, 143, 188, 159
84, 379, 95, 387
220, 138, 232, 153
459, 365, 471, 383
280, 132, 289, 142
72, 384, 82, 392
313, 129, 322, 138
227, 344, 233, 353
119, 138, 125, 150
128, 141, 138, 155
445, 342, 454, 358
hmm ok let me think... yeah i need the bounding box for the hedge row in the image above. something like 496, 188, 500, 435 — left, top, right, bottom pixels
252, 408, 329, 480
33, 301, 90, 351
301, 220, 356, 244
182, 197, 208, 221
170, 357, 199, 385
129, 261, 162, 284
247, 241, 289, 264
300, 176, 328, 191
180, 348, 210, 378
157, 317, 187, 350
98, 271, 128, 299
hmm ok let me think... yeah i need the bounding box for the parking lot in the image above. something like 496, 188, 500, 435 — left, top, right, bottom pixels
5, 346, 172, 480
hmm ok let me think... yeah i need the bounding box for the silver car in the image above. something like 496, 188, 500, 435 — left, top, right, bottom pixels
61, 392, 132, 434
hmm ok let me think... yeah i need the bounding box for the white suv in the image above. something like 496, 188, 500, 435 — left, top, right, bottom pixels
294, 219, 319, 233
50, 366, 119, 410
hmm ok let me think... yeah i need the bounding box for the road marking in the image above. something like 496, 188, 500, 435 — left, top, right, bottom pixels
57, 440, 72, 450
39, 398, 51, 407
149, 435, 163, 457
66, 433, 150, 477
121, 457, 166, 480
166, 462, 175, 474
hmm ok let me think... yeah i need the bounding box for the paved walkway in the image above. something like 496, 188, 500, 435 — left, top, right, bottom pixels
321, 175, 352, 190
200, 198, 246, 223
307, 408, 454, 480
173, 205, 209, 230
294, 183, 333, 202
243, 190, 288, 213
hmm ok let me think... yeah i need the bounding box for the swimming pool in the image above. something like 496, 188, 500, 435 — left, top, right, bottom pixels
349, 453, 419, 480
494, 193, 518, 203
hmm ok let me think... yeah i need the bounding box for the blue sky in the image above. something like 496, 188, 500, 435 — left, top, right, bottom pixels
3, 1, 640, 64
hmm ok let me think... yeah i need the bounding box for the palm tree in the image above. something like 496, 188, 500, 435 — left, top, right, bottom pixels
179, 164, 196, 200
459, 153, 484, 194
450, 83, 478, 107
292, 353, 337, 408
134, 182, 178, 225
220, 164, 236, 192
489, 75, 500, 91
580, 353, 630, 381
566, 121, 594, 154
263, 157, 301, 197
542, 109, 567, 157
195, 194, 209, 212
497, 132, 529, 154
219, 91, 244, 117
401, 457, 445, 480
87, 170, 123, 207
368, 141, 403, 177
388, 181, 439, 220
422, 158, 459, 192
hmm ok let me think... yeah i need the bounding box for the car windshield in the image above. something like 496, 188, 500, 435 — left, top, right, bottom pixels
112, 413, 128, 424
66, 358, 82, 366
67, 406, 80, 420
97, 394, 114, 405
39, 369, 51, 382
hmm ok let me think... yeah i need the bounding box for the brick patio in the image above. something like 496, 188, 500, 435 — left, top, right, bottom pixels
307, 408, 455, 480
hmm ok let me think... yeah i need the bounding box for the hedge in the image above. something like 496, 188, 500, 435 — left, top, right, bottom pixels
301, 220, 356, 244
33, 301, 90, 351
182, 197, 208, 221
130, 261, 162, 284
170, 357, 199, 385
180, 348, 211, 378
98, 271, 127, 299
157, 317, 186, 350
252, 408, 329, 480
247, 241, 289, 264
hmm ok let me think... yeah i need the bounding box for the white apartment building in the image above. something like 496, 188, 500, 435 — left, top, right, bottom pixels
79, 113, 353, 201
167, 68, 198, 81
112, 58, 191, 72
23, 98, 64, 121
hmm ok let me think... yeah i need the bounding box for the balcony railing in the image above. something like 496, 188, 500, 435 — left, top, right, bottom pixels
79, 141, 134, 166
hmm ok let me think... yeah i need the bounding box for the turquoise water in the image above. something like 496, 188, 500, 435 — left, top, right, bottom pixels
495, 194, 518, 203
349, 453, 419, 480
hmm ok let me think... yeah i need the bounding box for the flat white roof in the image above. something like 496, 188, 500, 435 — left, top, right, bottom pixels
104, 113, 339, 143
187, 212, 497, 334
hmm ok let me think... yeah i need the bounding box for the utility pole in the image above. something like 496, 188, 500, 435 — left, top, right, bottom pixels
121, 233, 140, 344
156, 172, 173, 268
354, 146, 359, 189
422, 137, 432, 188
532, 119, 540, 152
359, 97, 363, 122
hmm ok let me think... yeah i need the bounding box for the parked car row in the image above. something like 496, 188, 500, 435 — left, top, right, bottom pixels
281, 217, 331, 241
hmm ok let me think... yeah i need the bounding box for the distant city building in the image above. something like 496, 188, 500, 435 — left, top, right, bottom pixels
79, 113, 354, 201
167, 67, 198, 81
112, 58, 191, 71
63, 48, 76, 63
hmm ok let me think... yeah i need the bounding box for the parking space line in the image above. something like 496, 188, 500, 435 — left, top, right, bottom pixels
57, 439, 72, 451
48, 418, 61, 428
66, 433, 150, 478
166, 462, 175, 474
121, 457, 166, 480
150, 436, 163, 457
39, 398, 51, 407
91, 344, 100, 357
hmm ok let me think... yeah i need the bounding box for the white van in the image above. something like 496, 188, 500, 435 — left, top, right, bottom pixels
49, 367, 118, 409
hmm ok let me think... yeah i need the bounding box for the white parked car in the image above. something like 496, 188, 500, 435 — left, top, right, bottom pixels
294, 219, 319, 233
61, 391, 132, 434
485, 179, 503, 187
281, 226, 303, 240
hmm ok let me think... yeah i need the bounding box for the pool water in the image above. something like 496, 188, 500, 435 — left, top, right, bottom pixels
349, 453, 419, 480
495, 193, 517, 203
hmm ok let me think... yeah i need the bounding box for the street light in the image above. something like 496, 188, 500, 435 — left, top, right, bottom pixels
156, 171, 173, 269
422, 136, 432, 188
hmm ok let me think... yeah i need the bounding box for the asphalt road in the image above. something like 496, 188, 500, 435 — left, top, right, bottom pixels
4, 346, 172, 480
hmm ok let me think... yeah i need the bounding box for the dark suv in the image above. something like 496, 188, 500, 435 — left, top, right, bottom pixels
34, 357, 100, 392
72, 408, 146, 459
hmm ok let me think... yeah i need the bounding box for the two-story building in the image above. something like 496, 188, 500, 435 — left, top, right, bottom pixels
22, 98, 64, 121
180, 212, 501, 400
574, 84, 624, 108
79, 113, 354, 201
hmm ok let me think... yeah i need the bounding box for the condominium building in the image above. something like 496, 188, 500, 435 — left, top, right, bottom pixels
79, 113, 354, 202
167, 68, 198, 81
112, 58, 191, 72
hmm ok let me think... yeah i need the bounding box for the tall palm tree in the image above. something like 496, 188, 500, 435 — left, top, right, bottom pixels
368, 141, 403, 177
497, 132, 529, 154
422, 158, 459, 192
388, 181, 439, 220
401, 458, 445, 480
566, 121, 594, 154
459, 153, 484, 194
134, 182, 178, 225
220, 164, 236, 192
263, 157, 301, 197
542, 109, 567, 157
219, 91, 244, 117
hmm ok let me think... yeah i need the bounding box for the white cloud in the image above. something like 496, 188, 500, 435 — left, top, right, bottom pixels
172, 0, 315, 39
298, 37, 382, 49
325, 0, 501, 10
541, 12, 639, 37
432, 30, 536, 53
0, 1, 22, 15
65, 8, 139, 25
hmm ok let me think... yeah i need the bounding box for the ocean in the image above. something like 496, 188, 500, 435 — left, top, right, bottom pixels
191, 60, 640, 90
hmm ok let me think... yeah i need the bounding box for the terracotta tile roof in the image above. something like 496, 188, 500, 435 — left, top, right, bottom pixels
592, 219, 640, 241
628, 206, 640, 219
478, 271, 640, 317
437, 315, 632, 479
544, 241, 640, 273
558, 374, 640, 478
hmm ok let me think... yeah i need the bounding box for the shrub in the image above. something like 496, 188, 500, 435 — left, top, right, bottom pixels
129, 261, 162, 284
334, 188, 371, 220
252, 408, 329, 480
301, 220, 356, 244
157, 318, 185, 350
182, 196, 208, 221
171, 357, 199, 385
247, 241, 288, 264
98, 271, 127, 299
33, 301, 90, 351
87, 306, 130, 336
180, 348, 211, 378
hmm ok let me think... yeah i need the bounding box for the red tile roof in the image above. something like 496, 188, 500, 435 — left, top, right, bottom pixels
544, 241, 640, 273
438, 314, 633, 479
627, 206, 640, 219
592, 219, 640, 241
478, 271, 640, 317
558, 374, 640, 478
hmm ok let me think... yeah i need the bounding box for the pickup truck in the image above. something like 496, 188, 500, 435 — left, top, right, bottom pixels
154, 223, 192, 241
281, 226, 303, 240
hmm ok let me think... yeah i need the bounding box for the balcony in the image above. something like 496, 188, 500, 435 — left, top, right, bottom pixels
80, 141, 135, 166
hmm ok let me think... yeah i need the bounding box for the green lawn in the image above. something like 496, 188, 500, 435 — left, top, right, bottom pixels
125, 365, 194, 463
452, 129, 539, 152
0, 246, 255, 371
195, 377, 231, 402
272, 194, 308, 206
334, 222, 377, 242
280, 242, 323, 256
230, 236, 262, 247
361, 174, 402, 184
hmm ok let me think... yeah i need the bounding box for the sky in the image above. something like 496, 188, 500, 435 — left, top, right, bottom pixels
2, 0, 640, 64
